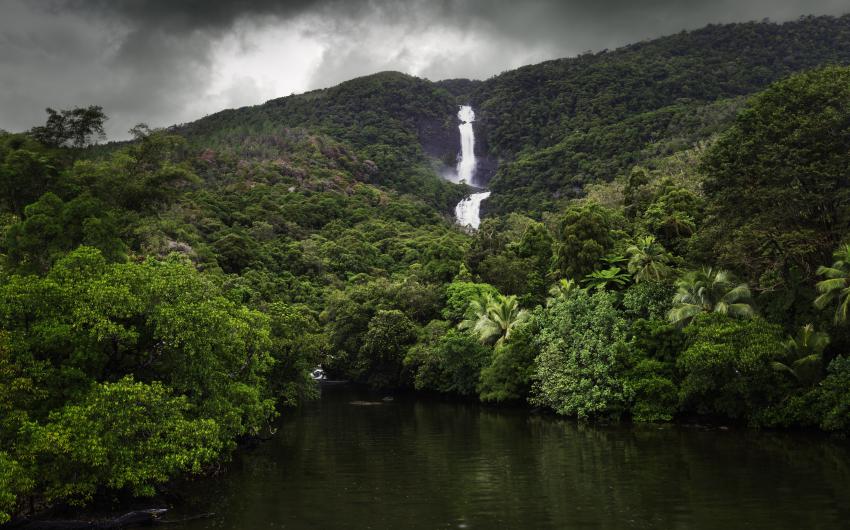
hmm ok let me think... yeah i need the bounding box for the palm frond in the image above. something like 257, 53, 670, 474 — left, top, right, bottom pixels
771, 361, 800, 381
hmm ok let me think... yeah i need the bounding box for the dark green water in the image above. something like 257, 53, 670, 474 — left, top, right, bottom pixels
170, 384, 850, 529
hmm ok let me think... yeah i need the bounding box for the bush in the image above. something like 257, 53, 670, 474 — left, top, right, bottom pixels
442, 281, 499, 323
0, 452, 32, 524
626, 358, 679, 422
814, 356, 850, 432
530, 290, 628, 419
24, 377, 222, 505
406, 322, 491, 396
678, 313, 786, 421
357, 309, 417, 388
622, 281, 676, 321
622, 318, 683, 422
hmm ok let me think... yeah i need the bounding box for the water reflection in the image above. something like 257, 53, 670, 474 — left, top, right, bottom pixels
170, 385, 850, 529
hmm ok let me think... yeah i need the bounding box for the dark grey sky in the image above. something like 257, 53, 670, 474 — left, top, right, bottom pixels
1, 0, 847, 140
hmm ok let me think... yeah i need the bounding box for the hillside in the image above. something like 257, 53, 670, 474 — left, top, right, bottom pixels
474, 14, 850, 214
178, 71, 468, 213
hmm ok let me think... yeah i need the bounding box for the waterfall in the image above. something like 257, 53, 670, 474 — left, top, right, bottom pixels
457, 106, 476, 184
453, 105, 489, 229
455, 191, 491, 229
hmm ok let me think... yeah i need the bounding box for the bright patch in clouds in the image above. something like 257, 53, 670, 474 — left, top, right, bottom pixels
203, 18, 325, 113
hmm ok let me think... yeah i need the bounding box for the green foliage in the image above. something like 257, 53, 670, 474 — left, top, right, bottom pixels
582, 266, 631, 292
623, 318, 684, 422
772, 324, 829, 386
180, 72, 464, 212
357, 309, 417, 388
479, 16, 850, 216
628, 318, 685, 366
701, 66, 850, 288
546, 278, 579, 307
761, 354, 850, 431
322, 276, 442, 379
265, 302, 325, 406
71, 130, 200, 212
626, 235, 673, 283
678, 314, 786, 421
814, 243, 850, 323
531, 290, 628, 419
0, 247, 278, 514
1, 248, 276, 437
622, 281, 675, 321
406, 322, 491, 396
7, 16, 850, 517
0, 452, 32, 524
478, 316, 538, 403
641, 186, 702, 255
465, 214, 553, 305
0, 136, 58, 215
668, 268, 754, 325
552, 202, 615, 279
24, 377, 223, 504
458, 293, 529, 348
5, 193, 127, 273
626, 359, 679, 422
442, 281, 499, 323
813, 356, 850, 431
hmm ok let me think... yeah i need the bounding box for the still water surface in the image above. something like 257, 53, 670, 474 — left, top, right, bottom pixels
171, 385, 850, 529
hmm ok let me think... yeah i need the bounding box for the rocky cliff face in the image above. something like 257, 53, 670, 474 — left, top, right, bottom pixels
416, 114, 459, 167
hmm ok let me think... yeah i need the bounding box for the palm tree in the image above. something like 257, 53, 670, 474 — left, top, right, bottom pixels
546, 278, 579, 306
814, 243, 850, 323
459, 293, 529, 347
772, 324, 829, 386
626, 235, 673, 283
667, 267, 755, 325
460, 291, 490, 324
582, 266, 630, 291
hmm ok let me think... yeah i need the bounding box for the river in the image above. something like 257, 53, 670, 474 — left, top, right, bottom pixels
166, 385, 850, 529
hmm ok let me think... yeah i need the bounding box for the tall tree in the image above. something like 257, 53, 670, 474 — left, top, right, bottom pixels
700, 67, 850, 288
552, 202, 614, 279
29, 106, 107, 148
626, 235, 673, 283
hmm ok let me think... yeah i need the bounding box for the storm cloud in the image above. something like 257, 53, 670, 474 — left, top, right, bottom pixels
1, 0, 848, 140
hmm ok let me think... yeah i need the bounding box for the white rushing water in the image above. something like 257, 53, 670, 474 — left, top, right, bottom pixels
453, 105, 489, 229
456, 105, 476, 184
455, 191, 491, 229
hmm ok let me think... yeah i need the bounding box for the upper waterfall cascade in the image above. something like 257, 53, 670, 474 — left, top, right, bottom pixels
456, 106, 476, 185
452, 105, 489, 229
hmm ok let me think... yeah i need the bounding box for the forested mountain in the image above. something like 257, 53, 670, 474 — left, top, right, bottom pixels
475, 14, 850, 213
177, 15, 850, 216
4, 14, 850, 524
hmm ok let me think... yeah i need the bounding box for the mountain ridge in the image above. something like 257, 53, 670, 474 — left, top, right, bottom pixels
169, 14, 850, 218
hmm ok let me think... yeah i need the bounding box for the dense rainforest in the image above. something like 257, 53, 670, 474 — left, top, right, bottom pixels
3, 14, 850, 524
